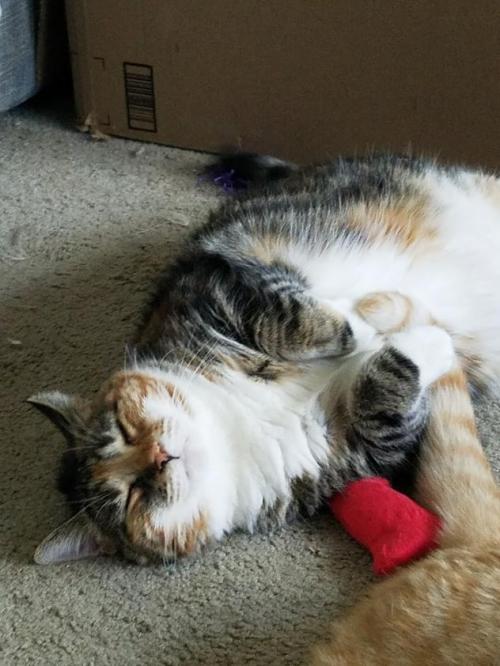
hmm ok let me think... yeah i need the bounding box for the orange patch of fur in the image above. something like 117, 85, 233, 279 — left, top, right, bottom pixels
248, 233, 287, 264
444, 447, 491, 473
452, 415, 478, 436
356, 292, 412, 332
348, 197, 437, 249
435, 369, 467, 391
105, 372, 184, 435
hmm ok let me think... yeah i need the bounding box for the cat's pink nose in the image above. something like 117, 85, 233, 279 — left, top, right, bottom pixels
153, 446, 179, 471
154, 447, 169, 471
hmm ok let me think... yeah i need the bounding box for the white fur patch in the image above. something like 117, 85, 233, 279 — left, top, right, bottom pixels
390, 326, 455, 388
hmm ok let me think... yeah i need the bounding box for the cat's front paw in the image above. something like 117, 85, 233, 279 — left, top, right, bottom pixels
324, 298, 382, 355
355, 291, 432, 334
389, 325, 455, 388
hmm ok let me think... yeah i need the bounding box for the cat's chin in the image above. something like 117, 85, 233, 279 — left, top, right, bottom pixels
124, 505, 211, 563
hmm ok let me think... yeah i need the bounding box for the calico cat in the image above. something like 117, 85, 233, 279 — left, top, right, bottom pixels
311, 348, 500, 665
29, 154, 500, 564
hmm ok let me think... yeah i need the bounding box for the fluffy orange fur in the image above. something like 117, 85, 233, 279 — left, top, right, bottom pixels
347, 195, 437, 249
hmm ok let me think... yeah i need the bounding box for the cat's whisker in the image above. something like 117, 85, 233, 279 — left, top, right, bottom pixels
93, 498, 118, 523
182, 340, 219, 382
65, 445, 99, 452
38, 504, 90, 542
46, 488, 113, 509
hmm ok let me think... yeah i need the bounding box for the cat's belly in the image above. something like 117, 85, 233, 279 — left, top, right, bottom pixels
285, 189, 500, 377
285, 237, 409, 303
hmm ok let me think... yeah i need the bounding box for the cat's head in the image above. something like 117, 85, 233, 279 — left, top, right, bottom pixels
29, 370, 212, 565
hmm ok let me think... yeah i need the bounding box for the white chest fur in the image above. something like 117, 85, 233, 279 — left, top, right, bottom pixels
168, 366, 334, 538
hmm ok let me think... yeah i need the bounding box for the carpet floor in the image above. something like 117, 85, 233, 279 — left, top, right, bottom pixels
1, 92, 499, 665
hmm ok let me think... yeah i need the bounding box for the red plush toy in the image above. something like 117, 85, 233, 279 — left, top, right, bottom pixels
330, 477, 441, 575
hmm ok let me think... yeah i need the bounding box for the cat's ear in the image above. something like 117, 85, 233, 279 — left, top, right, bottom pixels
27, 391, 89, 442
34, 514, 111, 565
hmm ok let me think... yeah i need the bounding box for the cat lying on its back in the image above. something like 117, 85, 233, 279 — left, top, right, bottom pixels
28, 154, 500, 565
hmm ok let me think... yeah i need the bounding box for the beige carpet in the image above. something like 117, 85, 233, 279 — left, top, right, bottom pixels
1, 93, 499, 666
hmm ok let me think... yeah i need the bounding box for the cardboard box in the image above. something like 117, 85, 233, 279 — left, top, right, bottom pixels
66, 0, 500, 167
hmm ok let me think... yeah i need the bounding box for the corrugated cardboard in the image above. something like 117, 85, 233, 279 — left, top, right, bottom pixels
66, 0, 500, 167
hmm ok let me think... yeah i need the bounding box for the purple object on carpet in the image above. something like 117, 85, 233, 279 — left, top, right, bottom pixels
200, 164, 249, 194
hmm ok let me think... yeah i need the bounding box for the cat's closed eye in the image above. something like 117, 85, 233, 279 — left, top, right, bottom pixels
116, 418, 133, 445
